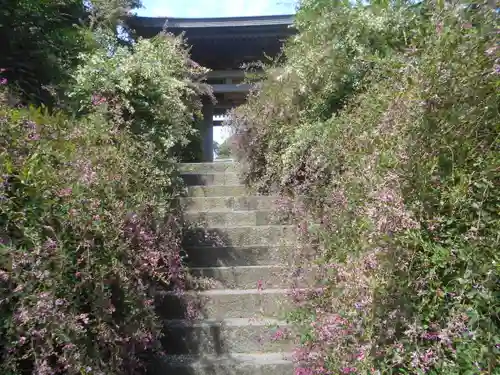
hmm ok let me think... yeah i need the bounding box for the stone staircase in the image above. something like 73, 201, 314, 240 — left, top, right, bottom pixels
155, 161, 296, 375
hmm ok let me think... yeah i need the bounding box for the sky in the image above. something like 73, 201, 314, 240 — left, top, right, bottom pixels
136, 0, 297, 18
136, 0, 297, 150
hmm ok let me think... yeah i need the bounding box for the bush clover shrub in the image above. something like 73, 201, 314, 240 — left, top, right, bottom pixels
229, 1, 499, 374
0, 32, 205, 374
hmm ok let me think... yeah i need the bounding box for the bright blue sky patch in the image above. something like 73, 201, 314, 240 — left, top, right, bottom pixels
136, 0, 297, 18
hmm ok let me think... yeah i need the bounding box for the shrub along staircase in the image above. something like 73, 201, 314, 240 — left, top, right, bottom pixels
155, 161, 296, 375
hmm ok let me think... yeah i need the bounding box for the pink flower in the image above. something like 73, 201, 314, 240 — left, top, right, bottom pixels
295, 368, 314, 375
422, 331, 440, 341
78, 313, 90, 324
0, 78, 7, 85
28, 132, 40, 141
91, 93, 106, 106
107, 304, 116, 314
0, 270, 9, 282
271, 328, 286, 341
57, 187, 72, 197
298, 221, 309, 235
43, 238, 57, 250
63, 343, 75, 351
342, 367, 357, 374
485, 46, 498, 56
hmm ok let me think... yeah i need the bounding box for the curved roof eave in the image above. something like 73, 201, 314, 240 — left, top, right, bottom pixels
127, 14, 295, 30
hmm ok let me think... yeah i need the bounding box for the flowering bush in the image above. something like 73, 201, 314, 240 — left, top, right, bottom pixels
0, 0, 143, 108
229, 1, 499, 374
0, 33, 204, 374
69, 32, 210, 156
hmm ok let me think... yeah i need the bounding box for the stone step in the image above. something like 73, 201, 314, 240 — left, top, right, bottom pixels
179, 162, 239, 174
185, 211, 286, 227
181, 172, 240, 186
214, 158, 234, 162
187, 185, 247, 197
191, 265, 320, 290
150, 352, 294, 375
191, 265, 288, 289
183, 225, 297, 248
156, 288, 290, 320
185, 245, 292, 267
161, 318, 294, 355
181, 196, 278, 212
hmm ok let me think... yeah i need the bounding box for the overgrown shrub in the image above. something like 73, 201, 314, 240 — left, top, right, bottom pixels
229, 1, 499, 374
0, 33, 204, 374
0, 0, 143, 108
69, 33, 210, 156
216, 136, 234, 159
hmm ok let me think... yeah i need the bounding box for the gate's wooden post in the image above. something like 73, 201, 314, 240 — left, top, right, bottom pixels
201, 99, 214, 162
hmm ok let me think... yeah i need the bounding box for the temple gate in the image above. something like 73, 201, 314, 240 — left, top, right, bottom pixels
128, 15, 295, 161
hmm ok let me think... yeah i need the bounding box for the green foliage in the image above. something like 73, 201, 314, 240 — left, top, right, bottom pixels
86, 0, 143, 30
229, 0, 500, 373
0, 23, 205, 374
0, 102, 174, 374
0, 0, 87, 106
69, 33, 209, 158
0, 0, 143, 108
217, 137, 233, 159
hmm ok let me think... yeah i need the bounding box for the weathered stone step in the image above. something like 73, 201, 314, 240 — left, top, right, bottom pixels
185, 211, 286, 227
185, 245, 292, 267
187, 185, 247, 197
150, 352, 294, 375
181, 172, 240, 186
192, 265, 288, 289
183, 225, 297, 248
179, 162, 239, 174
156, 289, 290, 320
181, 196, 278, 212
161, 318, 294, 355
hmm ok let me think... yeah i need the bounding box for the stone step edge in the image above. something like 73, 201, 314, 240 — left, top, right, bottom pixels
180, 194, 309, 204
183, 245, 295, 267
178, 162, 239, 169
185, 209, 275, 213
191, 265, 282, 271
164, 317, 290, 328
179, 162, 238, 165
179, 196, 307, 204
180, 172, 238, 176
184, 210, 283, 217
187, 184, 246, 189
183, 244, 295, 254
159, 352, 294, 365
184, 245, 292, 250
180, 194, 278, 196
157, 288, 320, 296
178, 196, 281, 209
183, 244, 298, 250
185, 224, 295, 230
